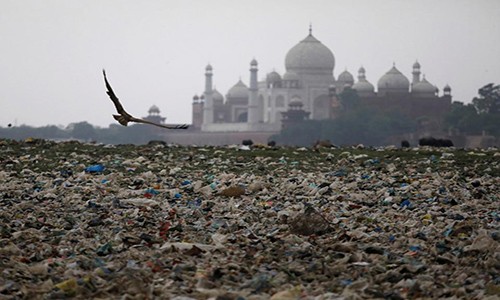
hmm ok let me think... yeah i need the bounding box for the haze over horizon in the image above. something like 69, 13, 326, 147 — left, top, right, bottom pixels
1, 0, 499, 128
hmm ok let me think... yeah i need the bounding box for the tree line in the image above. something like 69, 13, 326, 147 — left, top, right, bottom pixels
0, 122, 163, 145
273, 83, 500, 146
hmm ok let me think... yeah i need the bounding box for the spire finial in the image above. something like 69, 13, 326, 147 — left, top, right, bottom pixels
309, 23, 312, 35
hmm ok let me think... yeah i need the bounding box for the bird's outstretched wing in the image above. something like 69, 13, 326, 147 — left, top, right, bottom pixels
102, 70, 189, 130
128, 117, 189, 129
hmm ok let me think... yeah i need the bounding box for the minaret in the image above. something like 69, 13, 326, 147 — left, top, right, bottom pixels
412, 61, 421, 85
202, 64, 214, 126
358, 66, 366, 81
192, 95, 203, 129
247, 58, 259, 124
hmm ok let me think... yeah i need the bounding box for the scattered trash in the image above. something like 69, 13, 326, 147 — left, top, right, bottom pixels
0, 139, 498, 299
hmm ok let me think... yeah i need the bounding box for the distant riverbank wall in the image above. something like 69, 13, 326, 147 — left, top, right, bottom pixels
161, 131, 277, 146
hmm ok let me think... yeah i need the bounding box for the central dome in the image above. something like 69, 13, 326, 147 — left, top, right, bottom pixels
285, 33, 335, 75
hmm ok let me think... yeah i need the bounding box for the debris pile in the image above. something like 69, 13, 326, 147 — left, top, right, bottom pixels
0, 139, 498, 299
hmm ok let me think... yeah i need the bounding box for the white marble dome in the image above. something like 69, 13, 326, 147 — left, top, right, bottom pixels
266, 71, 282, 83
285, 33, 335, 75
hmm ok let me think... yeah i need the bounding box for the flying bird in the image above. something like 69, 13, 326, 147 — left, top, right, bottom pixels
102, 70, 189, 129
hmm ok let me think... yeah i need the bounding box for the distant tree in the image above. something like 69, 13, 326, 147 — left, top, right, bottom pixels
481, 114, 500, 137
445, 83, 500, 137
445, 102, 482, 134
324, 108, 415, 146
338, 87, 360, 111
472, 83, 500, 114
71, 121, 96, 141
0, 125, 68, 140
0, 125, 30, 140
1, 121, 168, 145
37, 125, 68, 139
273, 120, 322, 146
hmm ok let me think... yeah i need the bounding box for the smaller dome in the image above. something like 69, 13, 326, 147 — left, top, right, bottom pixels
283, 71, 299, 81
193, 95, 199, 100
212, 89, 224, 102
354, 66, 374, 94
148, 105, 160, 114
413, 61, 421, 69
377, 65, 410, 91
227, 80, 248, 98
352, 80, 375, 93
338, 70, 354, 84
266, 71, 282, 83
250, 58, 258, 66
205, 64, 213, 71
444, 84, 451, 91
412, 77, 435, 94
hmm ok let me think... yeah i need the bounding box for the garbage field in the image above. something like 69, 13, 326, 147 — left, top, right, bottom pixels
0, 139, 499, 299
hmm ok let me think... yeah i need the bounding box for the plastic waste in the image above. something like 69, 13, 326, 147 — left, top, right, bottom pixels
400, 199, 412, 208
0, 139, 498, 299
85, 164, 105, 173
55, 278, 78, 292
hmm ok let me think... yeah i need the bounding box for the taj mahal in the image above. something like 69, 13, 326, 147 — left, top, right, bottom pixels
188, 28, 451, 136
187, 27, 452, 137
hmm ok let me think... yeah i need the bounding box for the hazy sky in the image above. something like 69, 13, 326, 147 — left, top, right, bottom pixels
1, 0, 499, 128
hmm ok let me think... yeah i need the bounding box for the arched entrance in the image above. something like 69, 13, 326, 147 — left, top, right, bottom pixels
237, 112, 248, 122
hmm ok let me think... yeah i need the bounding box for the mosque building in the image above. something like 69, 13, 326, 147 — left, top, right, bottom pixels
190, 27, 452, 134
143, 105, 166, 125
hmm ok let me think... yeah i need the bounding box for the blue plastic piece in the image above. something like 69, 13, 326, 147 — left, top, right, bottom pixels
85, 164, 105, 173
400, 199, 412, 208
